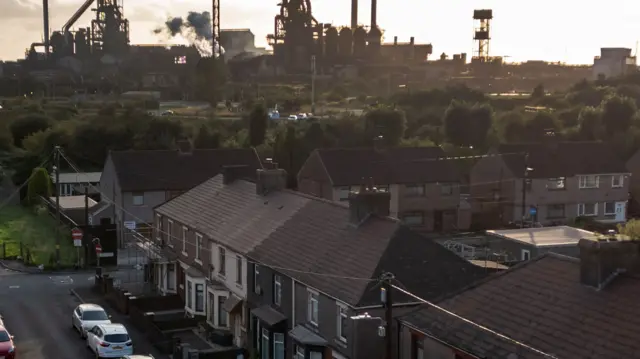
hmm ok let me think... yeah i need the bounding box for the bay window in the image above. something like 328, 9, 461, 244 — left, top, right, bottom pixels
295, 345, 305, 359
195, 284, 204, 312
273, 333, 285, 359
261, 329, 269, 359
218, 295, 228, 327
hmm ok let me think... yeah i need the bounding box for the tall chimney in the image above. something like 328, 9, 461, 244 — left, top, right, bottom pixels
370, 0, 377, 28
43, 0, 50, 56
351, 0, 358, 30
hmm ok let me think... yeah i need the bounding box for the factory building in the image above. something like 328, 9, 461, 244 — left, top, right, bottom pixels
593, 47, 637, 80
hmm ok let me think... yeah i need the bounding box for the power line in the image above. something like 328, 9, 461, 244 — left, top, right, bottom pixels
390, 284, 559, 359
58, 151, 379, 282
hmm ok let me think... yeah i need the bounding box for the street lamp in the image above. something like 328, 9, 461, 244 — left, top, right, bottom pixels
350, 312, 386, 337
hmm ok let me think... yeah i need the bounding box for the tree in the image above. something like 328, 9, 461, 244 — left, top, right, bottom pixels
524, 112, 558, 141
531, 84, 545, 99
469, 104, 493, 148
443, 101, 472, 146
363, 107, 406, 146
26, 167, 52, 204
248, 104, 268, 147
194, 125, 221, 149
578, 106, 604, 140
9, 114, 52, 147
601, 95, 637, 136
618, 219, 640, 239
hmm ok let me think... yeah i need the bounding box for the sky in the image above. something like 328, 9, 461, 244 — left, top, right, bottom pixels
3, 0, 640, 64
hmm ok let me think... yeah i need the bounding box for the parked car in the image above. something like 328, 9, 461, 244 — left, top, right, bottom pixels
0, 317, 15, 359
86, 323, 134, 358
287, 115, 298, 121
72, 304, 112, 338
123, 356, 154, 359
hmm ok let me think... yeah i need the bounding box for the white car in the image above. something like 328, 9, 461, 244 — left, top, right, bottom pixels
86, 323, 134, 358
72, 304, 112, 338
123, 356, 154, 359
287, 115, 298, 121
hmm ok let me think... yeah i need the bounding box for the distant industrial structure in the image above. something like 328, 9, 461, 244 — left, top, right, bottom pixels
0, 3, 632, 98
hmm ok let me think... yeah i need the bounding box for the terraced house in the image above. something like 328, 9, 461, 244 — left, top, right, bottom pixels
471, 142, 630, 226
153, 164, 487, 359
297, 147, 471, 232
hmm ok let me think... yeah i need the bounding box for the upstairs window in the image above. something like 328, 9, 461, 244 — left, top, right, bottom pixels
273, 275, 282, 306
254, 265, 260, 293
405, 184, 425, 196
337, 303, 348, 342
236, 255, 243, 286
132, 192, 144, 206
579, 175, 599, 189
612, 175, 624, 188
195, 233, 202, 260
546, 177, 565, 190
219, 247, 226, 276
307, 290, 319, 325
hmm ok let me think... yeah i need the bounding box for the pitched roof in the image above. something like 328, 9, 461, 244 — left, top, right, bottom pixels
109, 148, 262, 191
314, 147, 461, 186
496, 142, 628, 178
401, 253, 640, 359
155, 174, 487, 306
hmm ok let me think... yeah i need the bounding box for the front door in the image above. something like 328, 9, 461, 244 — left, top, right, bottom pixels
615, 202, 627, 222
433, 211, 443, 232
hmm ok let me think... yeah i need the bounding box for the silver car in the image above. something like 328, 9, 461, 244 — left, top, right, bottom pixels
71, 304, 112, 338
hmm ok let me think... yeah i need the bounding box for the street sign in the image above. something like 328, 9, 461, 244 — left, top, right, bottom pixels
529, 206, 537, 216
95, 243, 102, 253
72, 227, 83, 247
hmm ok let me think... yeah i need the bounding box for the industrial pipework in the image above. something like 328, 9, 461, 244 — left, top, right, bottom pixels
43, 0, 50, 56
63, 0, 95, 33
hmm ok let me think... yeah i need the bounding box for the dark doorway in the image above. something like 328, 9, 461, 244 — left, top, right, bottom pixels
433, 211, 443, 232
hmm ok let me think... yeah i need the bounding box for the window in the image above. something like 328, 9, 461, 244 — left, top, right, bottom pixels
236, 255, 243, 286
254, 265, 260, 293
307, 290, 319, 325
195, 234, 202, 261
612, 175, 624, 188
605, 201, 616, 215
547, 177, 566, 190
578, 203, 598, 216
521, 249, 531, 261
261, 329, 269, 359
218, 295, 229, 327
579, 175, 599, 189
187, 280, 193, 309
402, 212, 424, 226
273, 333, 285, 359
310, 352, 322, 359
167, 263, 176, 290
273, 275, 282, 306
132, 192, 144, 206
440, 183, 454, 195
546, 204, 565, 219
337, 303, 348, 342
167, 220, 173, 245
411, 334, 424, 359
208, 292, 215, 323
195, 284, 204, 312
295, 345, 305, 359
219, 247, 226, 276
405, 184, 425, 196
182, 227, 188, 254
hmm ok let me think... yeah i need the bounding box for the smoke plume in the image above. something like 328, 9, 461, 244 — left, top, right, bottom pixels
154, 11, 217, 57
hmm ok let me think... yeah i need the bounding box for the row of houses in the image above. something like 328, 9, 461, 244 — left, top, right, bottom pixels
62, 140, 640, 358
87, 141, 636, 239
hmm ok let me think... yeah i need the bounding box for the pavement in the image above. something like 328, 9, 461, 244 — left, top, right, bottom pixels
0, 267, 168, 359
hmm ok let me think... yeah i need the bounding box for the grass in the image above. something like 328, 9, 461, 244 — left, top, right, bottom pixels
0, 206, 77, 266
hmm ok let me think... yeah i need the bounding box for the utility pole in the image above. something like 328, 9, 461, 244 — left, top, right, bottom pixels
521, 153, 529, 228
54, 145, 61, 266
381, 272, 394, 359
311, 55, 316, 114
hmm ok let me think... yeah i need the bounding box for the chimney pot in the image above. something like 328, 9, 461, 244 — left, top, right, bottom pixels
222, 165, 249, 184
579, 238, 640, 289
256, 168, 287, 195
348, 187, 390, 225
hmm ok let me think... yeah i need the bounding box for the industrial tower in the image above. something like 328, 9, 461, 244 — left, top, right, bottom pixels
212, 0, 222, 57
473, 9, 492, 61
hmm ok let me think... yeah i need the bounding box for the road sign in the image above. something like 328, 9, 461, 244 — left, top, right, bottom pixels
95, 243, 102, 253
72, 228, 83, 247
529, 206, 537, 216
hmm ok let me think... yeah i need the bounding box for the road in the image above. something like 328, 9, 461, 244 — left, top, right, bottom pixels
0, 268, 166, 358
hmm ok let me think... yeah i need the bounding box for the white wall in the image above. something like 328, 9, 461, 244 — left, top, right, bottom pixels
209, 241, 248, 299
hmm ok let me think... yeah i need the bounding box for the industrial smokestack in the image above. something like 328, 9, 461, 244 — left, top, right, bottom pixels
371, 0, 377, 28
43, 0, 50, 56
351, 0, 358, 30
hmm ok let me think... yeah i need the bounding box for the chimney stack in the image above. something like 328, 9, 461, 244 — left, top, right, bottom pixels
256, 168, 287, 195
263, 158, 279, 170
222, 165, 249, 184
43, 0, 50, 56
579, 238, 640, 290
348, 185, 390, 225
351, 0, 358, 30
370, 0, 377, 28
